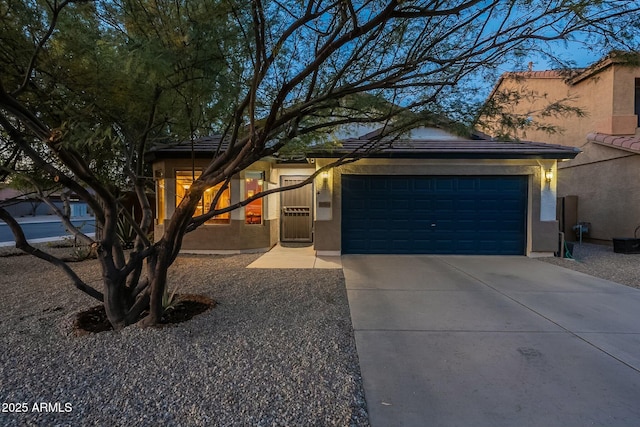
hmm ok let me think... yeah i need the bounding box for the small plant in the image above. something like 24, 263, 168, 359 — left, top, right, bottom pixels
71, 245, 94, 261
116, 208, 136, 249
58, 225, 96, 261
162, 283, 182, 313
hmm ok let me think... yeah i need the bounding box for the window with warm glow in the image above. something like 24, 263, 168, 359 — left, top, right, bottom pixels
175, 171, 230, 224
245, 172, 263, 224
156, 178, 165, 224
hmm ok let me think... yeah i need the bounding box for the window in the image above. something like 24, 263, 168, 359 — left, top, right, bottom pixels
245, 172, 264, 224
176, 171, 230, 224
156, 178, 165, 224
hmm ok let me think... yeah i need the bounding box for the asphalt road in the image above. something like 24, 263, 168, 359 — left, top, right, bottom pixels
0, 217, 95, 244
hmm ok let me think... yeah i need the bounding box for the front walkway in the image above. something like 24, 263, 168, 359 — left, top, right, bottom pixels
247, 243, 342, 269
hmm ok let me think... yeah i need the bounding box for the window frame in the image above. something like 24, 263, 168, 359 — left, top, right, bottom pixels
175, 170, 231, 225
244, 171, 264, 225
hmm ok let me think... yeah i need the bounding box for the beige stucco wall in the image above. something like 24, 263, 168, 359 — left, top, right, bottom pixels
482, 62, 640, 243
558, 144, 640, 242
171, 219, 278, 252
484, 64, 640, 147
313, 158, 559, 255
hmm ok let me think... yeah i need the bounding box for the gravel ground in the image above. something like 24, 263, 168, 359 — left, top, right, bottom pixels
539, 242, 640, 289
0, 245, 369, 426
3, 240, 635, 426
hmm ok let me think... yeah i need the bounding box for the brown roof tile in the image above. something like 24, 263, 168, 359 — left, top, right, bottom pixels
145, 136, 231, 161
504, 70, 569, 79
587, 132, 640, 154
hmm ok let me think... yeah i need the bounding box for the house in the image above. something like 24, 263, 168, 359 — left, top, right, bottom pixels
0, 185, 90, 218
147, 126, 578, 256
479, 52, 640, 243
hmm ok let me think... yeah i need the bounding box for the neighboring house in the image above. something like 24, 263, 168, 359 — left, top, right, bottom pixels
147, 126, 578, 256
480, 52, 640, 243
0, 186, 89, 218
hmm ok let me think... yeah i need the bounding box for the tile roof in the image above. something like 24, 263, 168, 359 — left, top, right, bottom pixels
502, 70, 574, 79
309, 138, 580, 160
146, 135, 229, 160
587, 133, 640, 154
146, 132, 581, 162
496, 52, 640, 88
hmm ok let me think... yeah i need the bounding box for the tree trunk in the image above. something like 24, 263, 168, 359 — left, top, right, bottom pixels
140, 241, 171, 326
103, 277, 128, 330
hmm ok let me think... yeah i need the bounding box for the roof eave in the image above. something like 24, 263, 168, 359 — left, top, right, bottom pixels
308, 151, 580, 160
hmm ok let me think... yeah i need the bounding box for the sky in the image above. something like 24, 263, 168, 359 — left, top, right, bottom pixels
536, 44, 606, 70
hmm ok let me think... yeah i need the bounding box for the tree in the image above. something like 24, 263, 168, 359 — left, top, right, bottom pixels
1, 0, 638, 329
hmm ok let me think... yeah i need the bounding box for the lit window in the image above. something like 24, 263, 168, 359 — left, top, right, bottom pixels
156, 178, 165, 224
245, 172, 263, 224
176, 171, 230, 224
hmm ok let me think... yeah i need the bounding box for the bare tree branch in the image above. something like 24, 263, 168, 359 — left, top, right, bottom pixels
0, 206, 103, 301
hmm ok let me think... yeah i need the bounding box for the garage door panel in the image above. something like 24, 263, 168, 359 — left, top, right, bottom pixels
347, 176, 369, 190
413, 179, 432, 191
391, 178, 411, 190
414, 199, 435, 210
434, 178, 455, 191
342, 175, 527, 255
434, 199, 455, 211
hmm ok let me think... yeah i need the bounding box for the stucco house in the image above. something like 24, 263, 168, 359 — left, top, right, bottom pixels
480, 52, 640, 243
147, 126, 578, 256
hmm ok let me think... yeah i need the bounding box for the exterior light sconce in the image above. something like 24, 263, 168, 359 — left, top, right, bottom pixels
321, 171, 329, 189
545, 169, 553, 183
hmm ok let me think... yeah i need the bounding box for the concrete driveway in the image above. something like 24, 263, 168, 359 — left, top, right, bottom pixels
343, 255, 640, 427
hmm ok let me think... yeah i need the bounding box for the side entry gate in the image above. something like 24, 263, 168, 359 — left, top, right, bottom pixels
280, 176, 313, 243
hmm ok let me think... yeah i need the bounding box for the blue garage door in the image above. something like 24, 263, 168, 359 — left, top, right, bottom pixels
342, 175, 527, 255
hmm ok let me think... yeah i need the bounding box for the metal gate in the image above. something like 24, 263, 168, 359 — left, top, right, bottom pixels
280, 176, 313, 242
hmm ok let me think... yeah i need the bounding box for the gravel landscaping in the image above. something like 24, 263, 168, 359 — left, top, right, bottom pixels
0, 246, 369, 426
2, 240, 637, 426
539, 242, 640, 289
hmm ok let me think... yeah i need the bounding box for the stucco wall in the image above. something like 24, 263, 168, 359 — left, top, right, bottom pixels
482, 62, 640, 244
559, 144, 640, 242
313, 158, 559, 255
484, 64, 640, 146
153, 220, 277, 252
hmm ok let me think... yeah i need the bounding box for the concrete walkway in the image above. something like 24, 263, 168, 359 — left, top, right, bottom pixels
247, 243, 342, 269
343, 255, 640, 427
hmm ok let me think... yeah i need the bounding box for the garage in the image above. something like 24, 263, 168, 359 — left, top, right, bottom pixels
341, 175, 528, 255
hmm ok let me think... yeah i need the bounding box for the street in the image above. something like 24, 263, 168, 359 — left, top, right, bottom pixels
0, 216, 96, 245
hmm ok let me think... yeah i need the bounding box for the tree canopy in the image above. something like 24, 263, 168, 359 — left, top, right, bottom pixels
1, 0, 639, 329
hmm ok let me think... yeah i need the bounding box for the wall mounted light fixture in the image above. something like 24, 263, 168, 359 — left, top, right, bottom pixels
545, 169, 553, 183
321, 171, 329, 189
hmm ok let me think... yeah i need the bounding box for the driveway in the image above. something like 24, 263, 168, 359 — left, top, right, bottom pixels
343, 255, 640, 427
